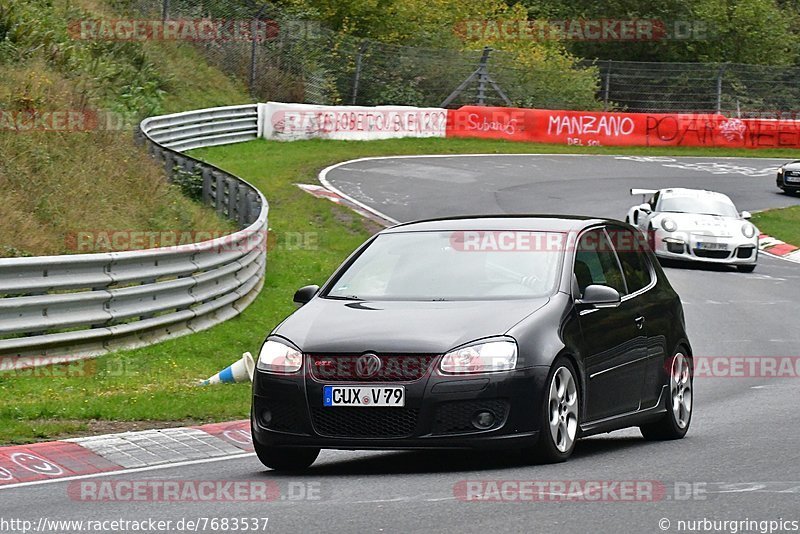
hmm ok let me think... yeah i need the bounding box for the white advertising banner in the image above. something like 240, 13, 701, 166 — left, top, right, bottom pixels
259, 102, 448, 141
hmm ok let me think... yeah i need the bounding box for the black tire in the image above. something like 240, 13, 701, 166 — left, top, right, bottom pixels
254, 442, 320, 471
640, 352, 692, 441
523, 357, 580, 464
737, 264, 756, 273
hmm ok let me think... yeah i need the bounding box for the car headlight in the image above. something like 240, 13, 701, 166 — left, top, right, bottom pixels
741, 223, 756, 239
661, 218, 678, 232
257, 339, 302, 373
440, 339, 517, 374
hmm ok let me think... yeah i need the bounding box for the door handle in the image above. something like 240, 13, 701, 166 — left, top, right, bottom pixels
634, 316, 646, 329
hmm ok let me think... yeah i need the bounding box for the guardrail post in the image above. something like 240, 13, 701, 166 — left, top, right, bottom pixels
215, 173, 225, 216
229, 179, 240, 221
201, 167, 213, 206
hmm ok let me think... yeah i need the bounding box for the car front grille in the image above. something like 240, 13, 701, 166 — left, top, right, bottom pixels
736, 246, 755, 258
307, 354, 437, 382
432, 399, 509, 435
693, 248, 731, 259
310, 407, 419, 438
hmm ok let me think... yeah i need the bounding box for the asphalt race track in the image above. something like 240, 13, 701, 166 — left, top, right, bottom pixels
4, 155, 800, 533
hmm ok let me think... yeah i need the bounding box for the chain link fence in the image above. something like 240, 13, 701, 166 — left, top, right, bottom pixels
114, 0, 800, 114
588, 60, 800, 115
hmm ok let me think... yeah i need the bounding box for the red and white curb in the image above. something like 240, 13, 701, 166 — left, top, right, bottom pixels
759, 234, 800, 262
296, 183, 396, 227
0, 420, 251, 489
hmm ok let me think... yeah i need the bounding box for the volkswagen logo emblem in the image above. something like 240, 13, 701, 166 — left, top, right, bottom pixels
355, 353, 382, 378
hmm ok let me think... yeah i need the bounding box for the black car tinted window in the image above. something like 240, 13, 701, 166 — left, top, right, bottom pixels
608, 227, 653, 294
574, 229, 626, 296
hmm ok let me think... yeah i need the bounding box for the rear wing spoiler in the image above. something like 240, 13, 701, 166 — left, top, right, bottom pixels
630, 188, 658, 196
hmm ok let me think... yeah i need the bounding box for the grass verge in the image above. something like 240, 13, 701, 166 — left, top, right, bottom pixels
0, 0, 248, 257
752, 205, 800, 246
1, 138, 800, 444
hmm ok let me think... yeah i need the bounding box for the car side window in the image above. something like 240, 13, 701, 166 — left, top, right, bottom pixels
608, 227, 653, 294
574, 229, 626, 297
649, 191, 660, 211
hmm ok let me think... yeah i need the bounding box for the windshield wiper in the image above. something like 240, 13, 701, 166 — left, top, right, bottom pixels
325, 294, 363, 301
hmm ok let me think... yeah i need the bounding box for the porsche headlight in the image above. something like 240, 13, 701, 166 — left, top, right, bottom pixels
741, 223, 756, 239
661, 218, 678, 232
440, 339, 517, 374
257, 339, 302, 373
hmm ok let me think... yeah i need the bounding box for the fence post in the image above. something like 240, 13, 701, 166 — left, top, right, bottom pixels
249, 5, 270, 99
161, 0, 169, 20
476, 46, 491, 105
350, 41, 368, 105
715, 63, 726, 115
603, 60, 612, 111
441, 46, 511, 108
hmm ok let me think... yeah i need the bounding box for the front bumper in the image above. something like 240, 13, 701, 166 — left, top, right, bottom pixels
251, 364, 550, 450
651, 229, 757, 265
778, 173, 800, 192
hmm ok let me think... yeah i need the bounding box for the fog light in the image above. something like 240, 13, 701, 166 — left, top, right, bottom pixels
260, 410, 272, 427
663, 237, 685, 254
472, 410, 496, 430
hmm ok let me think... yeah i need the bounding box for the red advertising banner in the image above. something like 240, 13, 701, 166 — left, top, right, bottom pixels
446, 106, 800, 149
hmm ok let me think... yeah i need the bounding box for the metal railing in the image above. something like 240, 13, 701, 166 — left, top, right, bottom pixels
0, 105, 267, 369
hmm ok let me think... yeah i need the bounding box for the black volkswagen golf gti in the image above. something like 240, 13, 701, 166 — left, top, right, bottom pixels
251, 216, 693, 470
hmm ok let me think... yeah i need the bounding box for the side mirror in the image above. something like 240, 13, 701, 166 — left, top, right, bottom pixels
293, 285, 319, 306
576, 284, 621, 309
638, 203, 652, 213
740, 210, 752, 220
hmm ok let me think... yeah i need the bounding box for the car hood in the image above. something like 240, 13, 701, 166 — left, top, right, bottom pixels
782, 161, 800, 171
273, 297, 550, 354
655, 212, 741, 235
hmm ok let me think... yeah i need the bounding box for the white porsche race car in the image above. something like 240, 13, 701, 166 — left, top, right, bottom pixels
625, 188, 759, 272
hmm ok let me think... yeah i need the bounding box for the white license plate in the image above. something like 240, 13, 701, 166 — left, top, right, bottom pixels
786, 175, 800, 183
323, 385, 405, 407
696, 242, 727, 250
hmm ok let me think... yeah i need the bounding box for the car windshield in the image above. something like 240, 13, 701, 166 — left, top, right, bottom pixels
325, 230, 565, 301
659, 196, 738, 217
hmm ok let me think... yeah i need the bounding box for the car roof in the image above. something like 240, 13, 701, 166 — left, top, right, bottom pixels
382, 215, 617, 233
659, 188, 733, 203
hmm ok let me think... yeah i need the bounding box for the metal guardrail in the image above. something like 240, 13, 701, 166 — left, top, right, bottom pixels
0, 105, 267, 369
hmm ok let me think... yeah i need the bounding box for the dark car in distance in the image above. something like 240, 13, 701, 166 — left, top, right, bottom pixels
777, 160, 800, 194
251, 216, 693, 470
